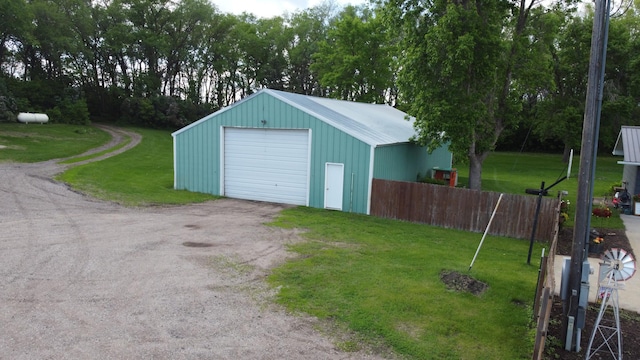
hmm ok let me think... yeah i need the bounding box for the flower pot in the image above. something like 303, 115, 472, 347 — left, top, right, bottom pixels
589, 242, 603, 254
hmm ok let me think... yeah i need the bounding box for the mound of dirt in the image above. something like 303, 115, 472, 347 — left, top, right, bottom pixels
440, 270, 488, 296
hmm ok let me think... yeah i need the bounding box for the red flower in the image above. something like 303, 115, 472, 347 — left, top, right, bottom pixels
592, 207, 612, 218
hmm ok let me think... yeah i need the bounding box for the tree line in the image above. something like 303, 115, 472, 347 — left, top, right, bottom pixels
1, 0, 394, 128
2, 0, 640, 188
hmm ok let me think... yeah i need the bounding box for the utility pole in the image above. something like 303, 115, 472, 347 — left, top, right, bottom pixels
562, 0, 611, 351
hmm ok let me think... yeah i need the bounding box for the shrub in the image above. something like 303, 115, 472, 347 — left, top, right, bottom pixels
121, 95, 214, 129
47, 99, 90, 125
417, 174, 446, 185
0, 80, 18, 122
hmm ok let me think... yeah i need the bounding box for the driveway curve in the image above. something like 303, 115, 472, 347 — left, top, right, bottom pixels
0, 125, 386, 359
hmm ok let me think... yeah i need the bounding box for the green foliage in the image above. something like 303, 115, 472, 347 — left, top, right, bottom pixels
120, 95, 210, 129
286, 7, 331, 95
531, 11, 640, 156
48, 98, 91, 125
311, 6, 393, 103
4, 0, 640, 152
0, 0, 32, 68
0, 79, 18, 122
417, 175, 446, 185
268, 207, 541, 359
383, 0, 557, 190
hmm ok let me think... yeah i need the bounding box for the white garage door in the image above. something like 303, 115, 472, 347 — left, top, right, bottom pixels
224, 128, 309, 205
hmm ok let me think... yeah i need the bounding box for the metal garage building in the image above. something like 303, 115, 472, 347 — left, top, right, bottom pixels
171, 89, 452, 214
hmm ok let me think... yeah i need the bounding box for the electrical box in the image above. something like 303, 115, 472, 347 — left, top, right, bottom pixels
581, 261, 591, 283
576, 307, 586, 328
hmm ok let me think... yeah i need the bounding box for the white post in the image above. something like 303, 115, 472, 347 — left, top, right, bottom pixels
469, 193, 504, 271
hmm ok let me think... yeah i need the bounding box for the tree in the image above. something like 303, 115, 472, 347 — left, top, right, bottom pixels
162, 0, 213, 98
533, 8, 640, 157
381, 0, 561, 190
532, 15, 585, 157
285, 6, 332, 95
0, 0, 31, 71
598, 9, 640, 150
312, 6, 393, 103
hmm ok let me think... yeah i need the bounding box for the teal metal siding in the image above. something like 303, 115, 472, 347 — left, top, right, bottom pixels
310, 126, 371, 213
174, 92, 372, 213
373, 143, 430, 181
372, 142, 452, 182
174, 119, 218, 194
424, 143, 454, 174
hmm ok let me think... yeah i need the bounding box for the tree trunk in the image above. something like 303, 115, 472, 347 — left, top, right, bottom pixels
468, 153, 484, 190
0, 37, 6, 67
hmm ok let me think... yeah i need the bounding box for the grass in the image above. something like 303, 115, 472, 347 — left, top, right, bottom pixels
268, 207, 543, 359
1, 124, 628, 358
59, 135, 132, 164
56, 127, 216, 206
0, 123, 111, 163
455, 151, 624, 229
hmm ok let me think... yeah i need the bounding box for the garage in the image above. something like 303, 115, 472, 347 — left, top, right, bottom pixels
172, 88, 453, 214
223, 128, 310, 205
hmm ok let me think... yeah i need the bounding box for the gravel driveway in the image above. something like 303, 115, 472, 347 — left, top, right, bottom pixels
0, 127, 386, 359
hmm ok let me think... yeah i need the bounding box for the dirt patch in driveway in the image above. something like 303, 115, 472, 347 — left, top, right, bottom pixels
0, 126, 390, 359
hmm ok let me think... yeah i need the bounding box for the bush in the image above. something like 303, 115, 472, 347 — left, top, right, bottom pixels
418, 176, 446, 185
47, 98, 90, 125
0, 94, 17, 122
0, 79, 18, 122
121, 95, 214, 130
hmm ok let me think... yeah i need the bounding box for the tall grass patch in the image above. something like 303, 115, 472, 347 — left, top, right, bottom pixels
57, 128, 215, 205
269, 207, 544, 359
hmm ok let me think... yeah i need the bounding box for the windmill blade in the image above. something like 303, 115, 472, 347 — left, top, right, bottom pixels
602, 248, 636, 281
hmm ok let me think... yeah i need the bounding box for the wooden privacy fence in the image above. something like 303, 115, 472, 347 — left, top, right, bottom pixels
531, 201, 561, 359
370, 179, 560, 241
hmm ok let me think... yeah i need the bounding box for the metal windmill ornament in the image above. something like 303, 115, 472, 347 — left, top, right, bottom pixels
586, 248, 636, 360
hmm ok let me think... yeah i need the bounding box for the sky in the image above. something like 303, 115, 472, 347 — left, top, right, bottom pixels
212, 0, 368, 19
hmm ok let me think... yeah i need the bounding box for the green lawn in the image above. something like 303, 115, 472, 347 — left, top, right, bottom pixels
1, 124, 626, 359
463, 151, 622, 200
268, 207, 543, 359
0, 123, 111, 162
0, 123, 215, 205
59, 135, 132, 164
456, 152, 624, 229
56, 127, 216, 206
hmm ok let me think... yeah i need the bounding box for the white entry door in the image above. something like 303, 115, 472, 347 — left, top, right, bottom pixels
324, 163, 344, 210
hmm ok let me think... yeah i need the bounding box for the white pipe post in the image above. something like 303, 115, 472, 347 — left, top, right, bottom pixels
469, 193, 504, 271
567, 149, 574, 178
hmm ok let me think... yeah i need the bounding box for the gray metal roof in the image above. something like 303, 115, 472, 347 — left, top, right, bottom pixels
613, 126, 640, 164
173, 89, 417, 147
268, 89, 416, 146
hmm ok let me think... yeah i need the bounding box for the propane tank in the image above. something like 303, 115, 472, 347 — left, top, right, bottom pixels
17, 112, 49, 124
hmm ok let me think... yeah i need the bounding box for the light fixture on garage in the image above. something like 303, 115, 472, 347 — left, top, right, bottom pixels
260, 119, 267, 125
